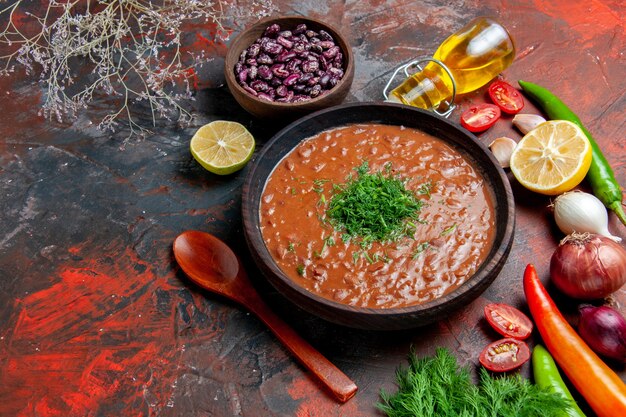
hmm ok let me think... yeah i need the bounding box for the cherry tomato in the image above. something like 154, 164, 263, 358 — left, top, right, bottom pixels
484, 303, 533, 340
460, 103, 501, 132
488, 81, 525, 114
479, 338, 530, 372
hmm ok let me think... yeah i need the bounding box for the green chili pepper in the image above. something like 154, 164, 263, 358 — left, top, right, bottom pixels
518, 80, 626, 226
532, 344, 587, 417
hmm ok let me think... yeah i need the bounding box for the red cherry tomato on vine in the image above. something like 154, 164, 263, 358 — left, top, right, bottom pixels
484, 303, 533, 340
488, 81, 525, 114
479, 338, 530, 372
460, 103, 501, 132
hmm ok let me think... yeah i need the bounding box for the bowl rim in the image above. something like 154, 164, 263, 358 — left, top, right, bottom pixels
242, 102, 515, 320
224, 15, 355, 108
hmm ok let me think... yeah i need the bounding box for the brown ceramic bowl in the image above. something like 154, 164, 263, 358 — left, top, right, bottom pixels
242, 103, 515, 330
224, 16, 354, 120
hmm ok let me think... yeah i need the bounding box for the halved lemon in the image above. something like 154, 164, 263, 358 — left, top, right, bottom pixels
509, 120, 592, 195
190, 121, 255, 175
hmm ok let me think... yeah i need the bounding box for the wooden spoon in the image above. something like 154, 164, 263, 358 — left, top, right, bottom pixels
173, 230, 358, 403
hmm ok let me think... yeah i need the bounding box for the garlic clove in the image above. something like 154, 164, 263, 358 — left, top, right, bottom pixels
512, 114, 547, 134
489, 137, 517, 168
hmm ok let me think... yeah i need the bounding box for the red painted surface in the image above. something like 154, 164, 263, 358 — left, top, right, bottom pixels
533, 0, 623, 43
3, 250, 177, 416
0, 0, 624, 416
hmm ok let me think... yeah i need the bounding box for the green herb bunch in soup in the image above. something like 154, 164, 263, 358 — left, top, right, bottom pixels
327, 161, 423, 248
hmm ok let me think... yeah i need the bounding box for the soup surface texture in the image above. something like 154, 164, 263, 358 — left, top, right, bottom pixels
260, 123, 495, 309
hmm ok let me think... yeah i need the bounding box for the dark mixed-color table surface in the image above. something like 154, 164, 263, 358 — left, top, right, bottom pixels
1, 0, 624, 416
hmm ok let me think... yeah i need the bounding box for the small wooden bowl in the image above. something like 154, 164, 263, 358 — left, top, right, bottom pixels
242, 103, 516, 330
224, 16, 355, 120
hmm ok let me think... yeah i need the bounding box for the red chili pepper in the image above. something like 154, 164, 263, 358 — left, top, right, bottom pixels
523, 264, 626, 417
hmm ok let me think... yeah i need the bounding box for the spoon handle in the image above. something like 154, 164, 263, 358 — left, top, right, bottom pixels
245, 292, 358, 402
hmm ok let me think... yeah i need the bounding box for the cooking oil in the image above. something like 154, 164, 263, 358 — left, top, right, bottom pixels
388, 17, 515, 111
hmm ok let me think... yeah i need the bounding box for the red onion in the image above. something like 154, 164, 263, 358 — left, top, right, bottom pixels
550, 232, 626, 299
578, 304, 626, 362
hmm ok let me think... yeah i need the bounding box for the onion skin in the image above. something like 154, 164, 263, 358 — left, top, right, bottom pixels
578, 305, 626, 363
550, 233, 626, 299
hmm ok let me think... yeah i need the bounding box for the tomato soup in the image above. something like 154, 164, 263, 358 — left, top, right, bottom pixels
260, 124, 496, 309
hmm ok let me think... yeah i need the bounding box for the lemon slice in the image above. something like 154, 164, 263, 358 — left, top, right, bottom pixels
190, 121, 255, 175
510, 120, 592, 195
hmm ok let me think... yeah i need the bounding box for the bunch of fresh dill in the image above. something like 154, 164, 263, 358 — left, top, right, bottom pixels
378, 348, 572, 417
0, 0, 275, 136
327, 161, 423, 248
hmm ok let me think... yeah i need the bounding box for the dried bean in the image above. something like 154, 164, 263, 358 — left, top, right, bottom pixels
250, 79, 269, 92
310, 44, 323, 54
276, 36, 294, 49
292, 41, 307, 53
283, 73, 301, 86
318, 30, 333, 42
302, 60, 319, 73
257, 65, 273, 80
329, 67, 344, 77
242, 83, 258, 96
263, 41, 283, 55
319, 56, 328, 71
310, 84, 322, 97
247, 43, 261, 58
276, 85, 288, 97
264, 24, 280, 37
257, 92, 274, 101
285, 59, 302, 73
319, 73, 331, 87
271, 63, 290, 78
323, 46, 340, 59
259, 37, 271, 48
293, 24, 307, 35
277, 50, 297, 63
277, 91, 294, 102
237, 68, 249, 84
307, 76, 320, 87
234, 22, 346, 103
256, 54, 273, 65
248, 65, 258, 80
299, 73, 314, 84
